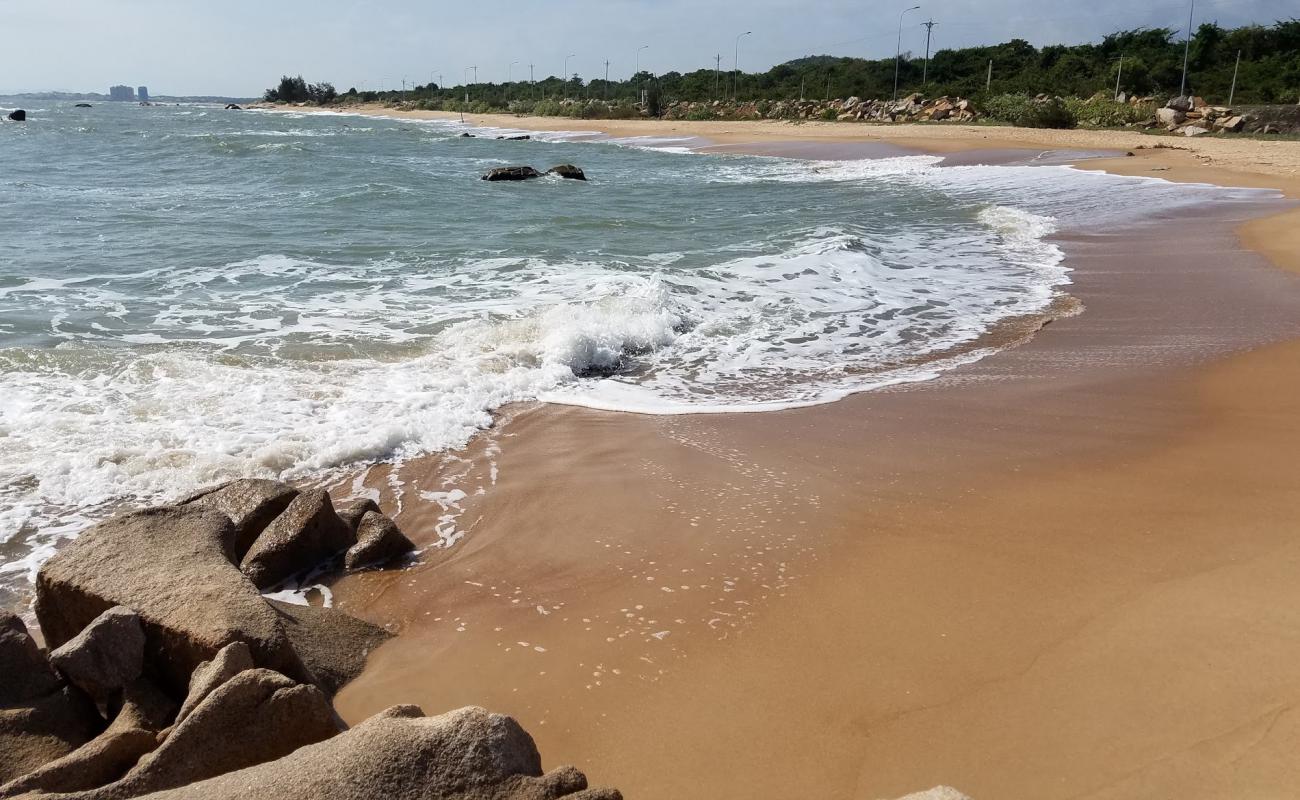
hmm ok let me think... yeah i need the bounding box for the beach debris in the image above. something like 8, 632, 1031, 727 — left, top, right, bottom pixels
267, 599, 392, 696
344, 511, 416, 570
48, 606, 146, 702
482, 165, 542, 181
239, 489, 354, 591
547, 164, 588, 181
182, 478, 299, 560
6, 109, 26, 122
34, 505, 313, 692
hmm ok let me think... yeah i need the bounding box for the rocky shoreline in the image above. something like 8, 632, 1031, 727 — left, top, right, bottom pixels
1, 480, 620, 799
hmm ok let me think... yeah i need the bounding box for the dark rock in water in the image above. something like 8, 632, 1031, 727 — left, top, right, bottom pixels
74, 103, 92, 108
34, 505, 312, 693
482, 166, 542, 181
224, 104, 241, 110
48, 606, 146, 702
239, 489, 354, 591
547, 164, 588, 181
0, 685, 104, 786
181, 479, 299, 560
267, 600, 392, 696
496, 134, 531, 140
114, 705, 621, 800
344, 511, 415, 570
6, 110, 26, 122
458, 132, 475, 137
0, 679, 175, 795
63, 668, 342, 799
0, 612, 63, 706
334, 497, 379, 535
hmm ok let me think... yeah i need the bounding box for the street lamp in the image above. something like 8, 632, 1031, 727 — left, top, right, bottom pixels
564, 53, 576, 100
733, 31, 752, 102
894, 6, 920, 103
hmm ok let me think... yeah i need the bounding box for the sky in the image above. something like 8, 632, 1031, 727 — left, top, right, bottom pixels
0, 0, 1292, 97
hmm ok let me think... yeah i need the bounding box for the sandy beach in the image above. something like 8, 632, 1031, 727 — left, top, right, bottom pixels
290, 109, 1300, 797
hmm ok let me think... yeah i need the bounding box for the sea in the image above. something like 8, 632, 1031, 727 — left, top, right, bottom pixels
0, 98, 1271, 608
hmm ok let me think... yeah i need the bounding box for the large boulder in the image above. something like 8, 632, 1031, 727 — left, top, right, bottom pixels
0, 687, 104, 787
0, 613, 62, 706
240, 490, 354, 590
0, 680, 175, 796
344, 511, 415, 570
49, 607, 146, 702
1155, 107, 1185, 127
181, 479, 299, 560
267, 601, 391, 696
546, 164, 588, 181
34, 505, 311, 693
482, 166, 541, 182
6, 110, 25, 122
174, 642, 253, 724
334, 498, 379, 535
113, 705, 620, 800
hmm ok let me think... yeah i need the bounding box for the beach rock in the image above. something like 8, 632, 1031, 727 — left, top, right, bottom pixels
334, 497, 379, 534
239, 489, 354, 590
34, 505, 311, 693
0, 612, 63, 706
48, 607, 146, 702
1155, 107, 1185, 127
182, 479, 299, 560
1166, 96, 1193, 113
496, 134, 531, 140
1215, 115, 1245, 132
108, 705, 620, 800
267, 600, 391, 696
547, 164, 588, 181
6, 110, 25, 121
0, 686, 104, 786
224, 104, 241, 110
74, 103, 92, 108
482, 166, 542, 181
1182, 125, 1210, 137
0, 681, 175, 796
174, 642, 253, 724
459, 132, 475, 137
343, 511, 415, 570
54, 669, 341, 800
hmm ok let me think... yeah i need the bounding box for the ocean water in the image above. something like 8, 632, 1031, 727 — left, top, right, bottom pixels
0, 99, 1271, 604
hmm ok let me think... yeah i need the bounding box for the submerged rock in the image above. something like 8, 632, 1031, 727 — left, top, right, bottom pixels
239, 489, 353, 591
496, 134, 531, 141
267, 600, 391, 697
482, 166, 541, 181
74, 103, 92, 108
547, 164, 588, 181
48, 606, 146, 702
6, 110, 26, 122
344, 511, 414, 570
115, 705, 620, 800
34, 505, 311, 693
334, 498, 379, 535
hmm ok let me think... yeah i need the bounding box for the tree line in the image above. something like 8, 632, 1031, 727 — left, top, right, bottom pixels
271, 20, 1299, 110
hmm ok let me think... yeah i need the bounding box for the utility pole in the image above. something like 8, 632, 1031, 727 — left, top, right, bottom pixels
713, 54, 722, 100
563, 54, 575, 100
800, 77, 805, 101
529, 63, 535, 99
604, 59, 611, 100
921, 20, 937, 85
986, 59, 992, 92
1228, 49, 1241, 106
1114, 54, 1124, 101
637, 45, 649, 104
894, 5, 920, 102
1179, 0, 1195, 99
825, 74, 831, 101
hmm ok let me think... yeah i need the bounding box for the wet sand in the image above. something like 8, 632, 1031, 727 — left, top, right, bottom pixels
323, 118, 1300, 798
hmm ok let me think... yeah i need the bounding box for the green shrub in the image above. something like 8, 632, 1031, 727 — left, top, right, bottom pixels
982, 94, 1077, 128
685, 106, 718, 121
820, 106, 840, 121
1063, 96, 1151, 127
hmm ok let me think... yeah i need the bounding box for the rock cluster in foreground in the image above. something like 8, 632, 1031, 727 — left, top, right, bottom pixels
1, 480, 619, 799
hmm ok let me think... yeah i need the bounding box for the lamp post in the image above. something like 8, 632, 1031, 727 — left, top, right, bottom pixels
894, 5, 920, 103
564, 54, 576, 100
1179, 0, 1195, 99
636, 45, 649, 103
733, 31, 752, 102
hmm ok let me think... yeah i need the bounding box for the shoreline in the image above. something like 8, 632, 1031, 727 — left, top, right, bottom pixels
316, 112, 1300, 796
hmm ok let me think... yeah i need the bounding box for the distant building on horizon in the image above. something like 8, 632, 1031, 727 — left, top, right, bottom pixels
109, 85, 135, 101
137, 86, 149, 102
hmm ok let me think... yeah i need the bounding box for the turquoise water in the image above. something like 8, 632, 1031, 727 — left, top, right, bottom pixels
0, 98, 1254, 603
